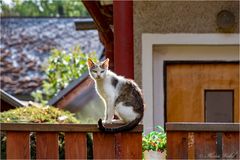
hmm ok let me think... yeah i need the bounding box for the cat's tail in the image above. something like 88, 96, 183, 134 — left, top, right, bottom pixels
97, 115, 143, 133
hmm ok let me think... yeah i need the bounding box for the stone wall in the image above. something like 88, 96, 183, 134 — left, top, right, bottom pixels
133, 1, 239, 86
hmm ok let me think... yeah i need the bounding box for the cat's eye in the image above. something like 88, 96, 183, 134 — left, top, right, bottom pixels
101, 71, 104, 73
92, 70, 97, 73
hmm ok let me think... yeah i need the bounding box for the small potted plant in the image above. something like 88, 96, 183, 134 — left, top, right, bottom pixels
142, 126, 167, 159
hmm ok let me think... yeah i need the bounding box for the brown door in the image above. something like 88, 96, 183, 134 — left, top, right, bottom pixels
166, 62, 239, 123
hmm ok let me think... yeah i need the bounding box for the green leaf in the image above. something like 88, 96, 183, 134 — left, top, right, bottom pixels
31, 46, 97, 104
142, 125, 167, 152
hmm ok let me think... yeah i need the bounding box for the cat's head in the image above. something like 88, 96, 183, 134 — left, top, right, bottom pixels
87, 58, 109, 80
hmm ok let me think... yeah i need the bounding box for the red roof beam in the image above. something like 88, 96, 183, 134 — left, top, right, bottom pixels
82, 1, 114, 70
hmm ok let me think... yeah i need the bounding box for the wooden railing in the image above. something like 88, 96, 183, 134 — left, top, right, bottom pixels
0, 123, 143, 159
166, 123, 239, 159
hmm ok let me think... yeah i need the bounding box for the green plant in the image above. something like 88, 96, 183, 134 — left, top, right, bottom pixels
31, 46, 97, 104
142, 126, 167, 153
0, 105, 81, 159
0, 105, 80, 123
1, 0, 89, 17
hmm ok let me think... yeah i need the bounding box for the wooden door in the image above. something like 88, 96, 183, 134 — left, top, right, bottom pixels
166, 62, 239, 123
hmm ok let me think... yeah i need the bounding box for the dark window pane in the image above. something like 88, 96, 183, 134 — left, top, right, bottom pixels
205, 91, 233, 122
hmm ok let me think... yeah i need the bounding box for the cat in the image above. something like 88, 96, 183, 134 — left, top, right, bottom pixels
87, 58, 144, 133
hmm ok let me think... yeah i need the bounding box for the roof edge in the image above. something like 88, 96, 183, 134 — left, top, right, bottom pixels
0, 89, 25, 107
47, 72, 90, 106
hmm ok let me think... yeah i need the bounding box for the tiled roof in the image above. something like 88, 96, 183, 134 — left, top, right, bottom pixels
0, 18, 103, 97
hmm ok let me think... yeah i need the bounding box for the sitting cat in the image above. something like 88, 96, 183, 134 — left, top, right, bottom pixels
87, 58, 144, 133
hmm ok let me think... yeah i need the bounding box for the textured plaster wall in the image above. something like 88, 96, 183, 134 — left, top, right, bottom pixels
133, 1, 239, 86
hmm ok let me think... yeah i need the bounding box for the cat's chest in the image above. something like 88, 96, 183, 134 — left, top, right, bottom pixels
96, 79, 117, 99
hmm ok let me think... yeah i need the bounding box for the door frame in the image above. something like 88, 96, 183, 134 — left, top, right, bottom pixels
163, 61, 239, 125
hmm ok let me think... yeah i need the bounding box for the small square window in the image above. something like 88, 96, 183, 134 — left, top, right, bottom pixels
205, 90, 233, 122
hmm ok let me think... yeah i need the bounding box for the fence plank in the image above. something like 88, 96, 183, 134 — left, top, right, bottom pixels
194, 132, 217, 159
65, 132, 87, 159
167, 131, 188, 159
93, 133, 115, 159
6, 131, 30, 159
187, 132, 195, 159
115, 133, 142, 159
222, 132, 239, 159
36, 132, 58, 159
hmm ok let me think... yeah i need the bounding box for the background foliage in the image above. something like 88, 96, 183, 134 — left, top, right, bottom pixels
31, 47, 97, 104
1, 0, 89, 17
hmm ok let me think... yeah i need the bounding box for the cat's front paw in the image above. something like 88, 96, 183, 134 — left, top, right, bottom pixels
102, 119, 112, 124
112, 119, 125, 124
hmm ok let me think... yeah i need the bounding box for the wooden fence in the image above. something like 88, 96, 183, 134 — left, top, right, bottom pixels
166, 123, 239, 159
0, 123, 143, 159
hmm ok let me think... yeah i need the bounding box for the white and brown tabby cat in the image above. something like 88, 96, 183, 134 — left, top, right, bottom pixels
87, 58, 144, 133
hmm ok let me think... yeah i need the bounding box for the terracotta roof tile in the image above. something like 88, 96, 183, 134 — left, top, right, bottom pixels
1, 18, 103, 97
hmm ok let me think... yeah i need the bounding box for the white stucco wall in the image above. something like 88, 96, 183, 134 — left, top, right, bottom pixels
142, 34, 239, 133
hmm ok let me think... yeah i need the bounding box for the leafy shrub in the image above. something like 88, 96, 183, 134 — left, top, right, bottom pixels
142, 126, 167, 153
31, 46, 97, 104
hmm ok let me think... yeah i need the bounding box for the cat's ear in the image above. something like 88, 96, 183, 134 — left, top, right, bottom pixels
101, 58, 109, 69
87, 58, 95, 68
